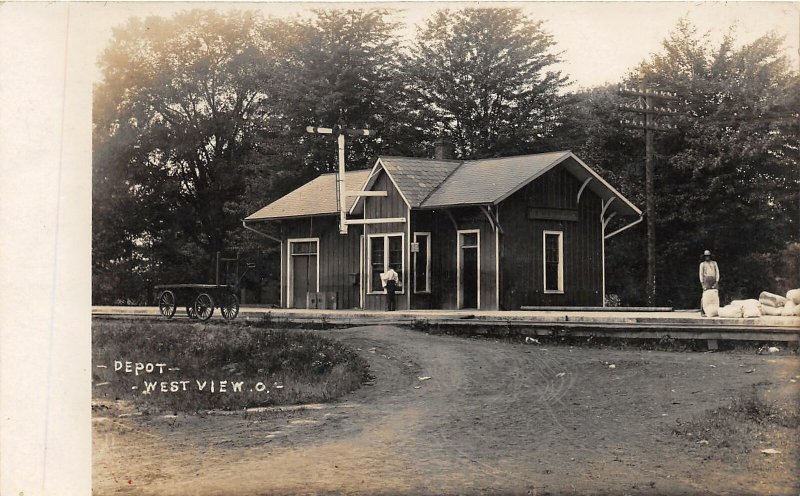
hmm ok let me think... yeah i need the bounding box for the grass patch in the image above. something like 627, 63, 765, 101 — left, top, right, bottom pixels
92, 320, 369, 414
673, 386, 799, 457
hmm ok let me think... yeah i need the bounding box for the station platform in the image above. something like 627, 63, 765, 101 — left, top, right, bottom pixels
92, 306, 800, 344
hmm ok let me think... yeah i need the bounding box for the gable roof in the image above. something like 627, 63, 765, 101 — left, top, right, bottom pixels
420, 152, 641, 218
244, 169, 371, 221
421, 151, 570, 208
374, 157, 462, 207
245, 151, 641, 222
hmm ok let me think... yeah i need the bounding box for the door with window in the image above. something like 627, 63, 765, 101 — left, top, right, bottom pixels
458, 230, 480, 309
289, 239, 318, 308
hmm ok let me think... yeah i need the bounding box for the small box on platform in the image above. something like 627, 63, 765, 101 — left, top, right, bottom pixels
306, 291, 338, 310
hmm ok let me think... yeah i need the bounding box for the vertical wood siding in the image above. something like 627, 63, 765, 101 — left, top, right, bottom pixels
362, 170, 409, 311
276, 161, 604, 311
499, 164, 603, 308
411, 207, 498, 310
281, 216, 361, 309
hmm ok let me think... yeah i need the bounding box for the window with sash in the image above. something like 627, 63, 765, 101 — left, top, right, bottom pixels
368, 233, 404, 293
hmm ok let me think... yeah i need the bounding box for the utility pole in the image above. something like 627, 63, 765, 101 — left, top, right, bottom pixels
618, 85, 680, 306
306, 121, 377, 234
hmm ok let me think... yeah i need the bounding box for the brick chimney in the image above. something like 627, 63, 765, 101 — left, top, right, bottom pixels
434, 139, 455, 160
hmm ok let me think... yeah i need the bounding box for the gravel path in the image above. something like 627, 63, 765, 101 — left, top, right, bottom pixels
93, 325, 799, 495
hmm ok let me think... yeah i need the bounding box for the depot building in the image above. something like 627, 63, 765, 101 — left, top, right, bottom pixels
244, 146, 641, 311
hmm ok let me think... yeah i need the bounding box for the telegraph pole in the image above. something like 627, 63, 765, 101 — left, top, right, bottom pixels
306, 121, 375, 234
619, 85, 679, 306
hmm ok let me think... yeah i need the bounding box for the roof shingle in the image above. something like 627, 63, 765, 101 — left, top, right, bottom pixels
378, 157, 461, 207
245, 151, 641, 221
421, 152, 570, 207
244, 169, 371, 221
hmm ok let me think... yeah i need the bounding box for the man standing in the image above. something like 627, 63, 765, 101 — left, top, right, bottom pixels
699, 250, 720, 316
382, 266, 399, 311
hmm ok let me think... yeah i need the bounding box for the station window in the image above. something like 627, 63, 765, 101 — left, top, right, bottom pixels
543, 231, 564, 293
368, 233, 404, 293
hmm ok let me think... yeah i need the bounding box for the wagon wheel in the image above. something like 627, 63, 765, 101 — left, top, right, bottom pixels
158, 290, 176, 319
194, 293, 215, 321
220, 293, 240, 321
185, 305, 198, 319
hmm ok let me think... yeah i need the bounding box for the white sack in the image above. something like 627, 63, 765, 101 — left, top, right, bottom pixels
742, 300, 762, 318
718, 305, 743, 318
730, 299, 759, 308
786, 289, 800, 306
702, 289, 720, 317
794, 304, 800, 317
759, 291, 787, 308
781, 301, 796, 316
761, 305, 782, 316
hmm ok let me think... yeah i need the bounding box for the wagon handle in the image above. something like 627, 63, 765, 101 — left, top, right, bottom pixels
234, 262, 256, 289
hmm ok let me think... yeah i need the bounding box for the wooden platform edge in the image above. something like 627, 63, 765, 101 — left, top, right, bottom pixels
91, 311, 800, 343
520, 306, 674, 312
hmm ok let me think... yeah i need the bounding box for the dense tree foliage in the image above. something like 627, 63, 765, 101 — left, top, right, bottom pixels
284, 10, 407, 171
93, 11, 287, 300
93, 9, 405, 303
406, 8, 570, 159
562, 20, 800, 305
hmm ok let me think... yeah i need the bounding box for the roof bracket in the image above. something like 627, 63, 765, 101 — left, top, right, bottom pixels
577, 177, 593, 204
481, 206, 496, 231
242, 221, 281, 243
603, 211, 617, 230
605, 215, 644, 239
601, 197, 616, 220
445, 209, 459, 231
481, 205, 504, 234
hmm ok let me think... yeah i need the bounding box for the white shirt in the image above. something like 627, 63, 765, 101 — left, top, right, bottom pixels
382, 268, 399, 288
699, 260, 720, 284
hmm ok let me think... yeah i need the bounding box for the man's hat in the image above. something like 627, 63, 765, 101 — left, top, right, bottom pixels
703, 250, 711, 256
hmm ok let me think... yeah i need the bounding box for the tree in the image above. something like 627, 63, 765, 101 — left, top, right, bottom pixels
93, 10, 294, 300
638, 20, 799, 304
233, 9, 408, 231
93, 9, 413, 303
275, 9, 406, 173
232, 9, 408, 242
406, 8, 570, 159
553, 85, 650, 304
564, 19, 800, 306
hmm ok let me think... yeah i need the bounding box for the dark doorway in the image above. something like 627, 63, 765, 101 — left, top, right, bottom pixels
459, 231, 479, 309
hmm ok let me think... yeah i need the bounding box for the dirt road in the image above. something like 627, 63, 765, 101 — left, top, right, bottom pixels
93, 325, 799, 495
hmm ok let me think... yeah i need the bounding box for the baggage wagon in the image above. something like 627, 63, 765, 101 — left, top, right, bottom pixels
154, 284, 240, 321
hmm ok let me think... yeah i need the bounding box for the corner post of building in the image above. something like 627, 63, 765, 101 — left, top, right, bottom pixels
337, 132, 348, 235
492, 205, 501, 310
600, 197, 615, 307
280, 236, 286, 307
407, 206, 412, 310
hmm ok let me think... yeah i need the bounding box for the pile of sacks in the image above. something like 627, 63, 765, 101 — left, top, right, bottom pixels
759, 290, 800, 317
703, 289, 800, 318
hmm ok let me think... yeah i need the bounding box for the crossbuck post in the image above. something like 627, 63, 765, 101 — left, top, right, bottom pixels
306, 123, 376, 234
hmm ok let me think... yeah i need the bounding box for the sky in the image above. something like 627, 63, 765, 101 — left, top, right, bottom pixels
77, 1, 800, 89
